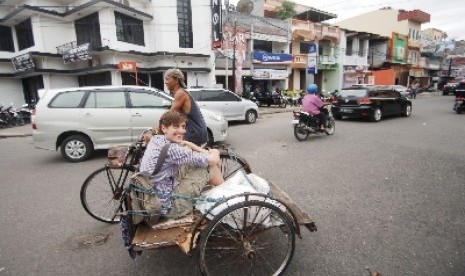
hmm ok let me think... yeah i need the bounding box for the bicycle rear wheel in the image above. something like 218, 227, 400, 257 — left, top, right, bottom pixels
80, 166, 135, 223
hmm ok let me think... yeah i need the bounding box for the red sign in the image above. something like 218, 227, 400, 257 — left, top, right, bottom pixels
118, 61, 137, 71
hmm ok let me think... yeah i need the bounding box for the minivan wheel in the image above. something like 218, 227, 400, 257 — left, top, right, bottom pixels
61, 135, 93, 162
370, 107, 382, 122
245, 110, 257, 124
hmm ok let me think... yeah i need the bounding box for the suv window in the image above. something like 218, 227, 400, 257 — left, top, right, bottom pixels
128, 91, 169, 108
339, 89, 368, 97
189, 90, 202, 101
201, 90, 223, 101
85, 91, 126, 108
49, 91, 86, 108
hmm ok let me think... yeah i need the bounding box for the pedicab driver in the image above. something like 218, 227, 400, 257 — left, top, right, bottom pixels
164, 68, 208, 146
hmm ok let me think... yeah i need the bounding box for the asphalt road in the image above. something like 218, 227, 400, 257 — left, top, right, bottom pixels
0, 94, 464, 275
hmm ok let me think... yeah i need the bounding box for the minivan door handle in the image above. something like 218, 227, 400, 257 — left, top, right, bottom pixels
131, 113, 142, 117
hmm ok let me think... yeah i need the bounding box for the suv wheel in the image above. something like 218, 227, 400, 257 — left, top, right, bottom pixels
61, 135, 93, 162
370, 107, 382, 122
245, 110, 257, 124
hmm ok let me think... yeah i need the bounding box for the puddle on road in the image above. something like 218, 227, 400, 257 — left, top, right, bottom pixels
65, 232, 111, 251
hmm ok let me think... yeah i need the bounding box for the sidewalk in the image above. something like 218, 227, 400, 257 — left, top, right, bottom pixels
0, 124, 33, 138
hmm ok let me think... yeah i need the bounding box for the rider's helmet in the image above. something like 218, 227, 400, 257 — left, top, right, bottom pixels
306, 84, 318, 94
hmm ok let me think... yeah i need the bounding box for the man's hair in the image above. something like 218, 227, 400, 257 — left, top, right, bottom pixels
156, 111, 187, 133
165, 68, 187, 88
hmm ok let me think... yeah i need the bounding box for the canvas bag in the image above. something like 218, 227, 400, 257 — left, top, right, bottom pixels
129, 143, 171, 225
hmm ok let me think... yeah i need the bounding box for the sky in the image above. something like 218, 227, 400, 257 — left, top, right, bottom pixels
229, 0, 464, 40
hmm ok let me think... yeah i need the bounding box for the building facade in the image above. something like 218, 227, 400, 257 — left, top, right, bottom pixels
0, 0, 216, 106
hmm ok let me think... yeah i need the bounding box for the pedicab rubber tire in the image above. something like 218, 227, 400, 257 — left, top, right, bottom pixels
198, 200, 296, 276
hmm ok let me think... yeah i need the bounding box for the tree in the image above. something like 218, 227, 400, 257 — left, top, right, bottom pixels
276, 0, 296, 20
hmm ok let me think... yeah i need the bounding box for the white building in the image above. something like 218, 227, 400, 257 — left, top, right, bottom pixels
0, 0, 216, 106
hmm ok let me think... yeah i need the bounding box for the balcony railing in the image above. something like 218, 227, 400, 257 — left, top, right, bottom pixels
291, 54, 338, 69
291, 19, 340, 42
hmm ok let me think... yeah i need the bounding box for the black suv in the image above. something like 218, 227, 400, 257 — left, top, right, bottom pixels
332, 86, 412, 122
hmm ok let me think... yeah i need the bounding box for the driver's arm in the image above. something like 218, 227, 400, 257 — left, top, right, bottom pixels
170, 91, 188, 113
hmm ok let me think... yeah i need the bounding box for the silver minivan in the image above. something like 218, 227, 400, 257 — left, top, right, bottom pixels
33, 86, 228, 162
188, 88, 259, 124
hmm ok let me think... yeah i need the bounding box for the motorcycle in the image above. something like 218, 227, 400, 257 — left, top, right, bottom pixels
0, 104, 25, 127
453, 86, 465, 114
18, 102, 35, 123
254, 91, 287, 108
291, 105, 335, 141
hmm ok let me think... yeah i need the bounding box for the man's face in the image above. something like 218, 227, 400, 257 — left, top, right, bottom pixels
161, 122, 186, 143
164, 75, 177, 92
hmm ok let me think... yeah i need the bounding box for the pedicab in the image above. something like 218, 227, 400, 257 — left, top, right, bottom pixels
118, 148, 317, 276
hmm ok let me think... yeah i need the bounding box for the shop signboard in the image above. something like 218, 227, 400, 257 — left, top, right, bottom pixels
307, 43, 318, 75
222, 25, 246, 94
252, 51, 292, 64
392, 33, 407, 63
252, 69, 288, 79
63, 43, 91, 64
11, 53, 35, 71
211, 0, 222, 49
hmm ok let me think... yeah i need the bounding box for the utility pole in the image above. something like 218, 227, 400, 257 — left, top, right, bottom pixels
232, 18, 237, 93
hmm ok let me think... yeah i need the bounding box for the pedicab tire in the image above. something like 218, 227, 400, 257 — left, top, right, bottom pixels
198, 200, 296, 276
81, 165, 136, 223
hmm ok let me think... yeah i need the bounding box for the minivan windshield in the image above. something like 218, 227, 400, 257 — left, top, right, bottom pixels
339, 89, 368, 97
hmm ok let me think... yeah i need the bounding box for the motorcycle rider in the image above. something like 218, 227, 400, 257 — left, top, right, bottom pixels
302, 84, 328, 132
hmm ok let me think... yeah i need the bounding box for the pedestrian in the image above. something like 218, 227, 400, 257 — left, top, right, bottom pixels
164, 68, 208, 146
410, 81, 419, 99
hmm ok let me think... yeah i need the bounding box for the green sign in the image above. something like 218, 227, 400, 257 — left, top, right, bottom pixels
392, 34, 407, 63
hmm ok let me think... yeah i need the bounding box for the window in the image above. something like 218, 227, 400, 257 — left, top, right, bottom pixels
78, 72, 112, 87
0, 25, 14, 52
122, 72, 149, 86
129, 91, 170, 108
177, 0, 193, 48
189, 90, 202, 101
15, 19, 34, 50
150, 72, 164, 90
75, 13, 102, 49
359, 40, 366, 57
85, 91, 126, 108
50, 91, 86, 108
345, 39, 353, 55
115, 12, 145, 46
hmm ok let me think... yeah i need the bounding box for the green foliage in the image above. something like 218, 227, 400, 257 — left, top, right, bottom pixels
276, 0, 297, 20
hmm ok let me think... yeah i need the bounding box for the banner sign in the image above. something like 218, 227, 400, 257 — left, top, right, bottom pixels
252, 69, 288, 79
11, 53, 35, 71
252, 51, 292, 64
63, 43, 91, 64
307, 43, 318, 75
222, 24, 246, 94
118, 61, 137, 71
211, 0, 222, 49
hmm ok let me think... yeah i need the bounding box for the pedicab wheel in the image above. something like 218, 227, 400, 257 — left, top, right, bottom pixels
219, 153, 252, 179
199, 200, 296, 276
293, 121, 309, 141
80, 165, 136, 223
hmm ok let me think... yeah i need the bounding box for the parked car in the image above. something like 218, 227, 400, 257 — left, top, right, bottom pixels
387, 85, 410, 98
332, 86, 412, 122
188, 88, 259, 123
32, 86, 228, 162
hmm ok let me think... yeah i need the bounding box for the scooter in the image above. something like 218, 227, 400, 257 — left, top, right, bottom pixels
291, 105, 335, 141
